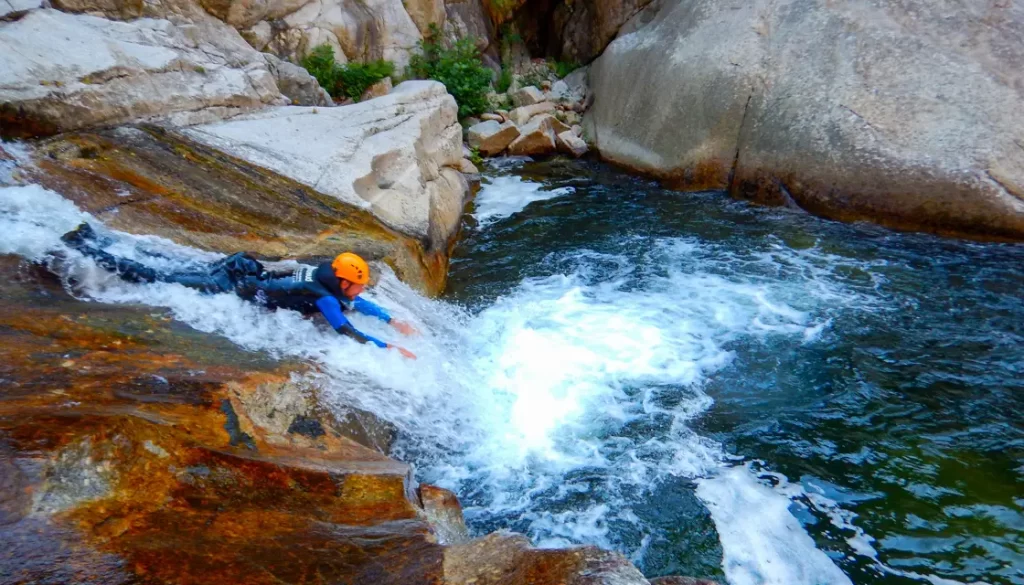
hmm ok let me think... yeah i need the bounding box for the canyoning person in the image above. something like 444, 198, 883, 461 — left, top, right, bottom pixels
60, 223, 418, 359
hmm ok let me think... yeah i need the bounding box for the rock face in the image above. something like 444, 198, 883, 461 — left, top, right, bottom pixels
587, 0, 1024, 241
182, 81, 467, 255
0, 9, 286, 138
550, 0, 654, 63
263, 53, 333, 106
238, 0, 423, 68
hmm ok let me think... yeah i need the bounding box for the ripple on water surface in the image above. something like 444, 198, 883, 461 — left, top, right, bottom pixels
441, 158, 1024, 585
3, 157, 1022, 585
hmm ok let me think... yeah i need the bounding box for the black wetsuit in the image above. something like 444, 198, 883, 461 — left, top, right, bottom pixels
78, 246, 392, 347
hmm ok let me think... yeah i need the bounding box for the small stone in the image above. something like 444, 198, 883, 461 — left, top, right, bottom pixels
359, 76, 393, 102
509, 102, 556, 126
457, 158, 479, 174
480, 113, 503, 122
510, 86, 545, 108
508, 116, 557, 156
467, 120, 521, 156
557, 130, 588, 157
540, 80, 552, 91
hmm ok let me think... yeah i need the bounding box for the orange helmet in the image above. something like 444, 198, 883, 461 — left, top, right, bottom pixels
331, 252, 369, 284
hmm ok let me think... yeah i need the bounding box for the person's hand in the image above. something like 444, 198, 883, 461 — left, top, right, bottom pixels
391, 319, 419, 336
388, 344, 417, 359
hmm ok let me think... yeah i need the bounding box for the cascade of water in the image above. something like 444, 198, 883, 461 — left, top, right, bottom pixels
6, 174, 999, 585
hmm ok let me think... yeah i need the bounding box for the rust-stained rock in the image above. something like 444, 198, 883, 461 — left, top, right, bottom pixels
0, 255, 447, 584
649, 577, 721, 585
419, 484, 470, 545
443, 531, 650, 584
0, 252, 683, 584
24, 125, 454, 296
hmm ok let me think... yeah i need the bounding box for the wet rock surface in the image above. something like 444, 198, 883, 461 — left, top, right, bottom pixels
0, 255, 445, 584
0, 255, 697, 584
22, 124, 456, 295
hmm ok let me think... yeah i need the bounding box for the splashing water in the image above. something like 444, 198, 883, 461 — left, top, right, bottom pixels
4, 155, 1022, 585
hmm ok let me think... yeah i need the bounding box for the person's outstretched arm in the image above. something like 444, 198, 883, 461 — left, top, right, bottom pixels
316, 297, 387, 348
353, 296, 418, 335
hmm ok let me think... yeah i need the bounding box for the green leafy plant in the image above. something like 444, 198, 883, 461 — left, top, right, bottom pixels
301, 44, 339, 95
408, 25, 493, 117
337, 59, 394, 101
468, 146, 484, 167
549, 59, 579, 79
495, 67, 513, 93
301, 45, 394, 101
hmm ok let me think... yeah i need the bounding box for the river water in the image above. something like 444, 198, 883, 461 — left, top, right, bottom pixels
1, 156, 1021, 585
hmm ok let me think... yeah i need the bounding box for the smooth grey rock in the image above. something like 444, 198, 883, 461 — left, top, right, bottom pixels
263, 53, 332, 106
557, 130, 588, 158
587, 0, 1024, 240
0, 9, 286, 138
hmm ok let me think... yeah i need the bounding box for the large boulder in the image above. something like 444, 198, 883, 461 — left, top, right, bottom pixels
182, 80, 467, 255
587, 0, 1024, 240
507, 114, 557, 156
467, 119, 520, 155
239, 0, 423, 68
263, 53, 333, 106
0, 9, 285, 138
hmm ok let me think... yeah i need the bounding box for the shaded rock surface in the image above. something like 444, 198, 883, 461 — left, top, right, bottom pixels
182, 81, 467, 257
587, 0, 1024, 240
0, 9, 286, 139
22, 124, 456, 295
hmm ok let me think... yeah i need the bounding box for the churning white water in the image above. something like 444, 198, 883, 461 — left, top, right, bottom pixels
1, 180, 862, 585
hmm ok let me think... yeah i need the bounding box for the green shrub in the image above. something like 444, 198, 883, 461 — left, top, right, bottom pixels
301, 45, 393, 101
495, 67, 513, 93
549, 59, 579, 79
408, 25, 493, 118
301, 44, 339, 95
338, 59, 394, 101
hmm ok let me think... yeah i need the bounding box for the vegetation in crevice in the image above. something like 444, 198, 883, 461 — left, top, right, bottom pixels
301, 45, 394, 102
407, 24, 493, 118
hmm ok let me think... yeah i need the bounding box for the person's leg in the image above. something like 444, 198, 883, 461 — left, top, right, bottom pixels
61, 223, 233, 291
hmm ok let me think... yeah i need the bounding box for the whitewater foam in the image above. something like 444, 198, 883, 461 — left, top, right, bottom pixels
2, 181, 874, 585
472, 174, 574, 226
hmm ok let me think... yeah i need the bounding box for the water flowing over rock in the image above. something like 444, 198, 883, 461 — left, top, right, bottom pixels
21, 121, 458, 294
587, 0, 1024, 240
0, 9, 286, 138
182, 81, 467, 257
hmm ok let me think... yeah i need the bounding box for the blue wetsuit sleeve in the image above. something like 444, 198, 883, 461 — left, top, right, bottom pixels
316, 297, 388, 348
353, 296, 392, 323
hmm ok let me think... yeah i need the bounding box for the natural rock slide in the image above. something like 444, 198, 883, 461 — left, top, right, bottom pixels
3, 0, 1023, 582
